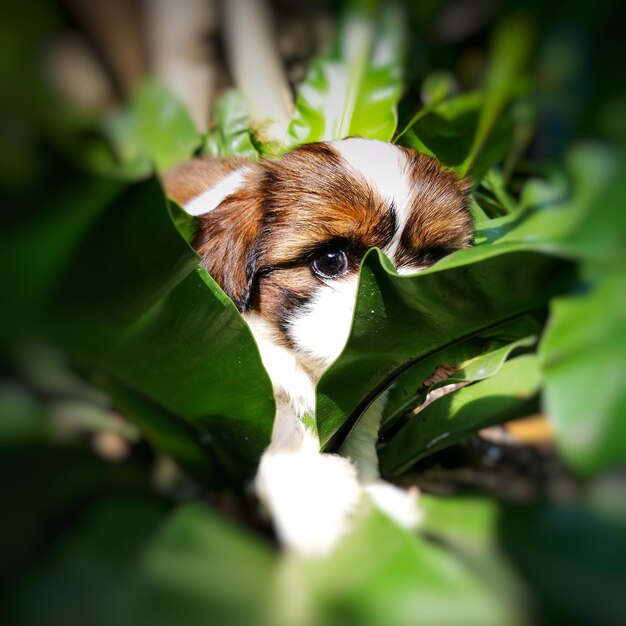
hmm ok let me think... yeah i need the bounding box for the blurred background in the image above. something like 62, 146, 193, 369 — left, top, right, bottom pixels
1, 1, 625, 625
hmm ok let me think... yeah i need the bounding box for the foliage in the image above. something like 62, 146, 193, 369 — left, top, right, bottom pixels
285, 3, 407, 147
1, 0, 625, 625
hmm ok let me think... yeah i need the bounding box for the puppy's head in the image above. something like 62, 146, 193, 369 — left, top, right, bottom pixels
164, 138, 472, 377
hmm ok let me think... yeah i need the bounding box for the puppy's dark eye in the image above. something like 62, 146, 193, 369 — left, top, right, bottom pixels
420, 247, 451, 265
312, 249, 349, 279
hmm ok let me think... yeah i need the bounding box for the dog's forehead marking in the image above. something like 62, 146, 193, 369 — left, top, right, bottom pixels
185, 166, 251, 216
330, 138, 412, 258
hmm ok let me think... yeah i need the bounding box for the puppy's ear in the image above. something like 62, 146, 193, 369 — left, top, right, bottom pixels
162, 156, 251, 210
192, 168, 266, 311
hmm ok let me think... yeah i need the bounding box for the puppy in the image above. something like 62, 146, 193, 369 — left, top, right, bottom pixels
164, 137, 472, 552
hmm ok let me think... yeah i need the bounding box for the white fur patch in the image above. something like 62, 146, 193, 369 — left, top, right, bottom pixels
331, 138, 412, 259
286, 276, 359, 378
363, 482, 422, 528
244, 312, 316, 422
247, 310, 364, 554
247, 301, 422, 554
184, 166, 250, 216
255, 429, 362, 554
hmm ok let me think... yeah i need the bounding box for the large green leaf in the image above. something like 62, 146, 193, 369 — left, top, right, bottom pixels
0, 173, 123, 343
316, 245, 572, 450
540, 270, 626, 475
5, 495, 169, 626
382, 331, 537, 432
277, 504, 520, 626
8, 175, 274, 480
49, 180, 274, 477
500, 500, 626, 626
284, 3, 406, 147
129, 504, 275, 626
379, 355, 542, 476
420, 494, 529, 606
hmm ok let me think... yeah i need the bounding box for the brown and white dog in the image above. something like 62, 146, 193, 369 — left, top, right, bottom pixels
164, 137, 472, 552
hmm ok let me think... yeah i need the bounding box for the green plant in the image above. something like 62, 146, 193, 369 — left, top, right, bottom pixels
2, 1, 625, 625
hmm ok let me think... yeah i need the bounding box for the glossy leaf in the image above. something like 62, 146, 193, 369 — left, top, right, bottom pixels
540, 269, 626, 475
382, 332, 537, 431
316, 245, 572, 450
380, 355, 543, 476
398, 92, 513, 181
285, 3, 406, 147
277, 505, 519, 626
204, 89, 261, 159
430, 336, 536, 389
19, 176, 274, 480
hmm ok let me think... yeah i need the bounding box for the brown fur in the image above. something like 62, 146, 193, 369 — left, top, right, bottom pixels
162, 156, 250, 206
396, 147, 473, 267
163, 142, 473, 329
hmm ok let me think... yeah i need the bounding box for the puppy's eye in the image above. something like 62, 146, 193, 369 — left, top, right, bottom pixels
420, 247, 451, 265
312, 249, 349, 279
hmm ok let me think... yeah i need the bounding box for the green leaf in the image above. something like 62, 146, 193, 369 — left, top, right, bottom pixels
0, 173, 123, 343
395, 72, 464, 143
461, 16, 535, 175
382, 333, 537, 431
397, 92, 513, 181
103, 380, 227, 486
203, 89, 261, 159
540, 269, 626, 474
481, 168, 518, 214
496, 144, 619, 255
381, 338, 490, 432
379, 355, 542, 476
316, 245, 572, 450
0, 382, 48, 444
278, 505, 520, 626
431, 335, 537, 389
500, 501, 626, 626
285, 3, 406, 147
17, 176, 274, 480
420, 494, 529, 605
1, 158, 273, 480
130, 80, 201, 172
130, 503, 275, 626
